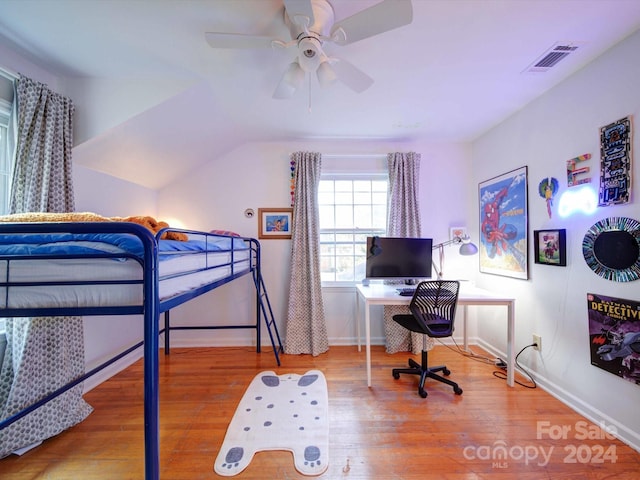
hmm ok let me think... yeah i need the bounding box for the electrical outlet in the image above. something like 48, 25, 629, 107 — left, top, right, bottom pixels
533, 334, 542, 352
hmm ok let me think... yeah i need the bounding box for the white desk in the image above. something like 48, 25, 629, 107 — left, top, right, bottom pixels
355, 283, 516, 387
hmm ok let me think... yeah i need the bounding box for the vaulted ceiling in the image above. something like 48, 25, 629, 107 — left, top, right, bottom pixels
1, 0, 640, 189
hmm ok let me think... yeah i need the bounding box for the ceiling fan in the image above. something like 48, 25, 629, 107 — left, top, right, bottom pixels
205, 0, 413, 99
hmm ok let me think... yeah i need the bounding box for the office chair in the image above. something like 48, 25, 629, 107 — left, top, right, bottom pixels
391, 280, 463, 398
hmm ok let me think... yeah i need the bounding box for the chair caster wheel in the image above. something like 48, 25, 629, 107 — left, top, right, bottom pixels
392, 371, 400, 379
454, 387, 463, 395
443, 368, 451, 376
419, 389, 428, 398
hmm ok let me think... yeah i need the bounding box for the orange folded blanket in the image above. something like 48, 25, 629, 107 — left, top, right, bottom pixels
0, 212, 188, 241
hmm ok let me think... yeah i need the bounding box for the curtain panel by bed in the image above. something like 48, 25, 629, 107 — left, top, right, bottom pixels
10, 75, 75, 213
384, 151, 431, 355
0, 74, 91, 458
284, 151, 329, 356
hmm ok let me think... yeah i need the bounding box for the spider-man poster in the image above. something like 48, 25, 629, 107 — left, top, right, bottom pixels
588, 293, 640, 385
478, 166, 529, 279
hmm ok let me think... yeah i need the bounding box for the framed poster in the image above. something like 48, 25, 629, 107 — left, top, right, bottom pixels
478, 166, 529, 279
533, 229, 566, 266
587, 293, 640, 384
258, 208, 293, 239
599, 116, 632, 206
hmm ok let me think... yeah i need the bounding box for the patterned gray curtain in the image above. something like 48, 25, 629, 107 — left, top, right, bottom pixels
0, 74, 91, 458
384, 152, 431, 354
284, 151, 328, 356
9, 76, 75, 213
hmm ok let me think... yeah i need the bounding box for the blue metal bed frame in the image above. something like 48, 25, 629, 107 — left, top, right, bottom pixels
0, 221, 283, 479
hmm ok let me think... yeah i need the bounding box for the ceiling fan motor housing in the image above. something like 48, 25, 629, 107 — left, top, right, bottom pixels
285, 0, 334, 72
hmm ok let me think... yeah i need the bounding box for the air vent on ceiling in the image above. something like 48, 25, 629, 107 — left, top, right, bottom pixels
524, 42, 583, 73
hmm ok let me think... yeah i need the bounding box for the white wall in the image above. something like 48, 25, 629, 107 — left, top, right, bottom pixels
73, 164, 157, 217
472, 29, 640, 451
73, 165, 158, 388
0, 43, 57, 87
61, 77, 194, 145
157, 140, 474, 347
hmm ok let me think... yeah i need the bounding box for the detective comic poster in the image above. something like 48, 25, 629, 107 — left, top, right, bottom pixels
587, 293, 640, 384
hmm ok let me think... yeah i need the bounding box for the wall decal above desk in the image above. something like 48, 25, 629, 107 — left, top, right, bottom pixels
538, 177, 559, 219
567, 153, 592, 187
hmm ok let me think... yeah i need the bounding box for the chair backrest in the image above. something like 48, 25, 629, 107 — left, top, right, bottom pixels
409, 280, 460, 338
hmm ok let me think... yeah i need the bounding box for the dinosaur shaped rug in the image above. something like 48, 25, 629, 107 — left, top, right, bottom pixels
214, 370, 329, 476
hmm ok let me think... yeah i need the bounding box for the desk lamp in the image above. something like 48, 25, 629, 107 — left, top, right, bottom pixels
432, 235, 478, 279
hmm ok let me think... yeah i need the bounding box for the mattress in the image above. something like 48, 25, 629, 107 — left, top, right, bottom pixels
0, 234, 251, 310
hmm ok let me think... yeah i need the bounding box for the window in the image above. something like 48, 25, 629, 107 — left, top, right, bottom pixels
319, 176, 388, 283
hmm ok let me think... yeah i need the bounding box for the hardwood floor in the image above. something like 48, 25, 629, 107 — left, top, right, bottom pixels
1, 345, 638, 479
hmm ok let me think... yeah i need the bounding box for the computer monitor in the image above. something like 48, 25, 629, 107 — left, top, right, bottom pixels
365, 236, 433, 283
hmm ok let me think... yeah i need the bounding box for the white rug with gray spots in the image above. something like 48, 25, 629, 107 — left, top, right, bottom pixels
214, 370, 329, 476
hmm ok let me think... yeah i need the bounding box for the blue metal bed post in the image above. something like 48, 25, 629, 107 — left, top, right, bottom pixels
140, 227, 160, 480
254, 240, 261, 351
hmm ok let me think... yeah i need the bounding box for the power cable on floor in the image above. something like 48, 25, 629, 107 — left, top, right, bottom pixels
436, 337, 538, 388
492, 343, 538, 388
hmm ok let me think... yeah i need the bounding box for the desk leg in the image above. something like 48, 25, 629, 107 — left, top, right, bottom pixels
365, 301, 372, 387
507, 301, 515, 387
355, 290, 361, 352
463, 305, 469, 352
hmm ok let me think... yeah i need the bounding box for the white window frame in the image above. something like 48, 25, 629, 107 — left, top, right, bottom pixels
0, 98, 12, 216
319, 173, 388, 286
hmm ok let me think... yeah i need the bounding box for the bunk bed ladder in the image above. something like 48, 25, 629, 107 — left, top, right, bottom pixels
253, 268, 284, 366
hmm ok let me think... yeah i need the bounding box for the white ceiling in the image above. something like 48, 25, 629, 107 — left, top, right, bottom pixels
1, 0, 640, 189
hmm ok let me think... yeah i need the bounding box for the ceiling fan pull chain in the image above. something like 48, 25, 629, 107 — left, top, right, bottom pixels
308, 74, 312, 113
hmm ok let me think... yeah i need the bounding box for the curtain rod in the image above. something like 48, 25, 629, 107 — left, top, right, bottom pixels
322, 154, 388, 159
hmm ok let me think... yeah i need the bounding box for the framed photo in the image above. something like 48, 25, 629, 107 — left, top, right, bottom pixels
450, 226, 467, 241
478, 166, 529, 279
534, 229, 566, 266
258, 208, 293, 239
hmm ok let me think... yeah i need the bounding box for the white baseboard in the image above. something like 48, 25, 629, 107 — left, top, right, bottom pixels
82, 347, 143, 393
476, 338, 640, 454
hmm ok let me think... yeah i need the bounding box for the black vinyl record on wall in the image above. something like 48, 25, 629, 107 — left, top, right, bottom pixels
582, 217, 640, 282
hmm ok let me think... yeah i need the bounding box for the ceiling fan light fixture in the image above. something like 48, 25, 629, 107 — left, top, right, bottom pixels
273, 60, 305, 99
317, 59, 337, 87
297, 37, 321, 72
207, 0, 413, 100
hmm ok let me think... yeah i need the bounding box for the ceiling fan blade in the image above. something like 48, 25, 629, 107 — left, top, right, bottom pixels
283, 0, 315, 29
205, 32, 275, 49
330, 58, 374, 93
330, 0, 413, 46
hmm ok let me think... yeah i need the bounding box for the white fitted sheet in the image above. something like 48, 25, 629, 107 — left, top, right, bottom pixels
0, 249, 251, 310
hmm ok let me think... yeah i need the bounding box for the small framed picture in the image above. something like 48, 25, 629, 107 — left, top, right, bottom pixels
258, 208, 293, 239
450, 226, 467, 241
533, 229, 566, 266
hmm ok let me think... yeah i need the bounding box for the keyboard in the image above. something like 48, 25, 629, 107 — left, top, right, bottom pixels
397, 288, 416, 296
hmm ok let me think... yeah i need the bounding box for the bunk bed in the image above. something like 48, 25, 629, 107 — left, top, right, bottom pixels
0, 221, 283, 480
